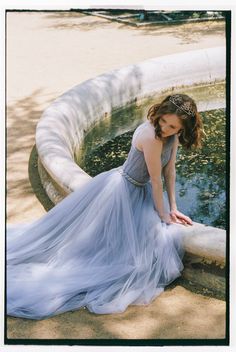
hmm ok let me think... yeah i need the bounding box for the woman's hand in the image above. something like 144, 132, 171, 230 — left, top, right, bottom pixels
160, 213, 173, 225
170, 209, 193, 226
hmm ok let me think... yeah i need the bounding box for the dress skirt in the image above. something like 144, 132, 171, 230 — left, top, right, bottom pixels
7, 167, 184, 320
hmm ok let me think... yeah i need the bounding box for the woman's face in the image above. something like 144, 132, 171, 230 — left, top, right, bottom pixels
159, 114, 183, 137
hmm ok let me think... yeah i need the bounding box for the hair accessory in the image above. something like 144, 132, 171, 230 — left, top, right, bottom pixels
169, 95, 195, 117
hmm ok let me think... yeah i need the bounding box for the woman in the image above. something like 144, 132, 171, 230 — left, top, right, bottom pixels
7, 93, 204, 320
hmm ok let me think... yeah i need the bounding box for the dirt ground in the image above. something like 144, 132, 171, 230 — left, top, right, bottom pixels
7, 286, 225, 340
6, 11, 226, 340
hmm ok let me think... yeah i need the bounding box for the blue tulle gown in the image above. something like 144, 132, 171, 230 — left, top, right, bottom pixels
7, 122, 185, 320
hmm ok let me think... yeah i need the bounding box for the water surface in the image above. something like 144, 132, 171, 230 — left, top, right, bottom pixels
76, 84, 226, 229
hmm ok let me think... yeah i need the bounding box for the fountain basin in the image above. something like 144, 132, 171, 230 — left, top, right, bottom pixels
35, 47, 226, 279
36, 46, 225, 198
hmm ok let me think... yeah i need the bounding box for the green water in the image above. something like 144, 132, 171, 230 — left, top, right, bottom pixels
76, 84, 226, 229
76, 82, 225, 160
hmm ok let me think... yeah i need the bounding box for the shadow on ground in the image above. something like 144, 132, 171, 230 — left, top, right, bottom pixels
42, 12, 225, 45
6, 89, 54, 221
7, 286, 225, 340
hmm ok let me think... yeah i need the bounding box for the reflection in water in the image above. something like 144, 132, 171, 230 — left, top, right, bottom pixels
175, 108, 226, 229
76, 83, 225, 162
76, 85, 226, 229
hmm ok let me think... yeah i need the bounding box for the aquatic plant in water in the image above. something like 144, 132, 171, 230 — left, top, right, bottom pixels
80, 109, 226, 229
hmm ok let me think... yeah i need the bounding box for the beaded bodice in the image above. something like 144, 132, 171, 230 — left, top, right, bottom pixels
121, 122, 175, 184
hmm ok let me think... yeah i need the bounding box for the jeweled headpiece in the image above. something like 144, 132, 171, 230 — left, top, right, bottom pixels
169, 95, 195, 117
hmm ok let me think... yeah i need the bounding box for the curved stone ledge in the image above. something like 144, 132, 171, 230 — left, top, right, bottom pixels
181, 222, 225, 265
35, 46, 226, 267
36, 46, 225, 196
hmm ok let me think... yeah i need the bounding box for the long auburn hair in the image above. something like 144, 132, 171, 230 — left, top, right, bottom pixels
147, 94, 205, 149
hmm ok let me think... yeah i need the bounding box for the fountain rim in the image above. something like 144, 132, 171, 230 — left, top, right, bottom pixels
36, 46, 226, 197
35, 46, 226, 266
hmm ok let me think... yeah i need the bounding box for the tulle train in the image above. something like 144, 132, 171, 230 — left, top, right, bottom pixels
7, 168, 184, 319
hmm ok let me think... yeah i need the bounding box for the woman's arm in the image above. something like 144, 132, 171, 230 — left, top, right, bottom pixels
163, 135, 178, 211
163, 135, 193, 225
141, 134, 171, 223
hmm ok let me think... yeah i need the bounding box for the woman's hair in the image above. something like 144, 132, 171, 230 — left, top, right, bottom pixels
147, 94, 205, 149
